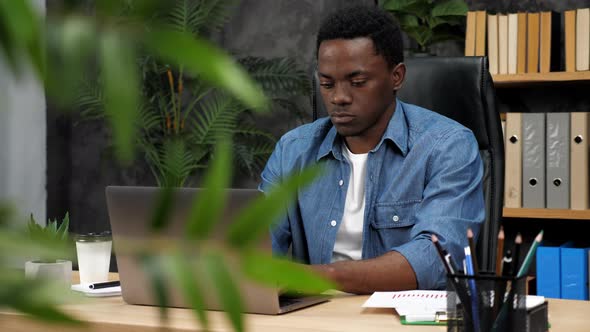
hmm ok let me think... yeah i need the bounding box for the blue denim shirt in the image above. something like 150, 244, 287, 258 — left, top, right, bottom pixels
259, 100, 484, 290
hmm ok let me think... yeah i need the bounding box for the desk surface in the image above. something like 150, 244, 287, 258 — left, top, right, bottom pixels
2, 292, 590, 332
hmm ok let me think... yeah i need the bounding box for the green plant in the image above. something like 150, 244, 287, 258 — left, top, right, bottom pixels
76, 0, 309, 186
380, 0, 468, 53
0, 1, 328, 331
26, 213, 71, 263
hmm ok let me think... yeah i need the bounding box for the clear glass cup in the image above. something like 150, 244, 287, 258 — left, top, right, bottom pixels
75, 232, 112, 285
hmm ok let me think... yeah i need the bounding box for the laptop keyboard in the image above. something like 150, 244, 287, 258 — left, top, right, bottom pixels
278, 295, 304, 307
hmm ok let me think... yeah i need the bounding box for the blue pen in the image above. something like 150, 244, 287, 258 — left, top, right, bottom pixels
464, 246, 480, 332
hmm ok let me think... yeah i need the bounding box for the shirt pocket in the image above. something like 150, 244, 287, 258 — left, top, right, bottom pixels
370, 200, 420, 229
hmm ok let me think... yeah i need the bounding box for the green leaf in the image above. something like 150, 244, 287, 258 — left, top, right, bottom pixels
381, 0, 419, 12
242, 251, 335, 294
227, 165, 323, 249
168, 254, 209, 328
100, 32, 139, 164
186, 140, 232, 238
404, 26, 433, 49
0, 0, 45, 79
57, 212, 70, 241
11, 302, 82, 325
399, 14, 420, 28
431, 0, 468, 17
143, 28, 267, 111
383, 0, 430, 19
204, 252, 244, 332
142, 255, 169, 324
150, 186, 175, 231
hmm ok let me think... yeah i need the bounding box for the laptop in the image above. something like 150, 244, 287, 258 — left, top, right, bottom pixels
105, 186, 330, 314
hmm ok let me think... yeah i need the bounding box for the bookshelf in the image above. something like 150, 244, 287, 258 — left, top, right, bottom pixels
503, 208, 590, 220
492, 71, 590, 87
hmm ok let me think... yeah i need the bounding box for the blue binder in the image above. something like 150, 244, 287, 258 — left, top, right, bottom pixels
560, 243, 589, 300
536, 245, 561, 298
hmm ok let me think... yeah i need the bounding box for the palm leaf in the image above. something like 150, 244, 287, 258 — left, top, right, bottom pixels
240, 57, 309, 97
194, 0, 238, 34
75, 80, 104, 121
190, 93, 241, 145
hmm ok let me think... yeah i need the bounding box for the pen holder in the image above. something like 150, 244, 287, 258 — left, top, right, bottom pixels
446, 273, 526, 332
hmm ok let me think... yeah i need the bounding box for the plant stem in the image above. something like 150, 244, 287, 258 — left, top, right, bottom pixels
177, 65, 184, 134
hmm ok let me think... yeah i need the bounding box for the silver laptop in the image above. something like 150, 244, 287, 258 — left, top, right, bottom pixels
105, 186, 329, 314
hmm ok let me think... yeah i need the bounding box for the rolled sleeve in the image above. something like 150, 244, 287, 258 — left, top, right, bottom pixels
393, 129, 484, 289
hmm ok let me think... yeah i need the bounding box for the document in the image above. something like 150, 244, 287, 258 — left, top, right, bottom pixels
363, 290, 545, 323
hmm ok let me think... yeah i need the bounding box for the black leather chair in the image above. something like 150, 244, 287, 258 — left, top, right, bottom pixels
311, 56, 504, 272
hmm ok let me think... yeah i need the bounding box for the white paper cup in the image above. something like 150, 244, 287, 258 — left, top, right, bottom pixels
75, 232, 112, 285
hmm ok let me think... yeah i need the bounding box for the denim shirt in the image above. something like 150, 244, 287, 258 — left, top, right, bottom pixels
259, 100, 484, 290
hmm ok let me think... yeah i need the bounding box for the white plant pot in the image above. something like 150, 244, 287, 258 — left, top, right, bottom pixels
25, 259, 72, 288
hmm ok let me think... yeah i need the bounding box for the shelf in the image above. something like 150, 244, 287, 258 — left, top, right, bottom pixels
503, 208, 590, 220
492, 71, 590, 87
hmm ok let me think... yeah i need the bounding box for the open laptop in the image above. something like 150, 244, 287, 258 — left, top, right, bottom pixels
105, 186, 329, 314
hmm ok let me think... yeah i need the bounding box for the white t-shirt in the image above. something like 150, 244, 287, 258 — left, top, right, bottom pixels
331, 144, 368, 262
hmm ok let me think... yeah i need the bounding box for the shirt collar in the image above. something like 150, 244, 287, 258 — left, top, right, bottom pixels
316, 99, 409, 161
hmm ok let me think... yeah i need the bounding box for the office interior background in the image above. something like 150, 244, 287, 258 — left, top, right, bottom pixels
2, 0, 590, 274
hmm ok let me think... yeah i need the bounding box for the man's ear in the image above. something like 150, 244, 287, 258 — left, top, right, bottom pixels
391, 62, 406, 92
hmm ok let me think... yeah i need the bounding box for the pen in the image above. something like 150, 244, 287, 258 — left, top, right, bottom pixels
464, 246, 480, 332
89, 281, 121, 289
512, 233, 522, 277
495, 226, 505, 276
431, 235, 473, 324
467, 228, 479, 275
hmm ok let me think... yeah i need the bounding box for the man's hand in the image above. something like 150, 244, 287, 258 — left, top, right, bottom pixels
310, 251, 417, 294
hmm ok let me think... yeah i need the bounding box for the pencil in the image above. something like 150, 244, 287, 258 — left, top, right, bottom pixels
495, 226, 505, 276
467, 228, 479, 274
513, 233, 522, 277
517, 230, 544, 277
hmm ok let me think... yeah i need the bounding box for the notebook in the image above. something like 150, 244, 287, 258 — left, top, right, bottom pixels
362, 290, 545, 325
105, 186, 329, 314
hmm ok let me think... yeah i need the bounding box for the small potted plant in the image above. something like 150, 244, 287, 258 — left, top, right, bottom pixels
380, 0, 468, 55
24, 213, 73, 288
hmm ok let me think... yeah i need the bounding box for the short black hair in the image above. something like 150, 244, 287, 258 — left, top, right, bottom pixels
316, 5, 404, 68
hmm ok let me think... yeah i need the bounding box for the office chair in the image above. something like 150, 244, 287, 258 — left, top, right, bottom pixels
311, 56, 505, 272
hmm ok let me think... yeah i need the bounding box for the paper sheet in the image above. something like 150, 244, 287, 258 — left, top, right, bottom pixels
71, 283, 122, 297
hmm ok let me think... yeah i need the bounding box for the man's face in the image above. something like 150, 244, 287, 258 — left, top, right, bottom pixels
318, 38, 403, 145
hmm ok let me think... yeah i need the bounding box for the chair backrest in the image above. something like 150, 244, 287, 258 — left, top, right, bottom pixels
311, 56, 504, 272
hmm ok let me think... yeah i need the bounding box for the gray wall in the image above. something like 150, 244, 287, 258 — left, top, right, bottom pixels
0, 0, 46, 225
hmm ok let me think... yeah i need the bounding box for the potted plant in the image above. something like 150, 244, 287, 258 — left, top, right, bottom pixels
76, 0, 310, 187
24, 213, 72, 288
380, 0, 468, 55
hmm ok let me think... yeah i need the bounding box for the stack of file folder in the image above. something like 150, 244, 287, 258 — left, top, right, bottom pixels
503, 112, 590, 210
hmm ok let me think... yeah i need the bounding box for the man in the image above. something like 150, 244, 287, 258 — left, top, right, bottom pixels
259, 5, 484, 293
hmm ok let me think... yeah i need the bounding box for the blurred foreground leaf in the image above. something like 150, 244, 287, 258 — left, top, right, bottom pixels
169, 253, 209, 329
100, 32, 139, 164
142, 255, 170, 324
204, 252, 243, 332
242, 251, 335, 294
227, 164, 323, 248
186, 139, 232, 239
144, 28, 267, 111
